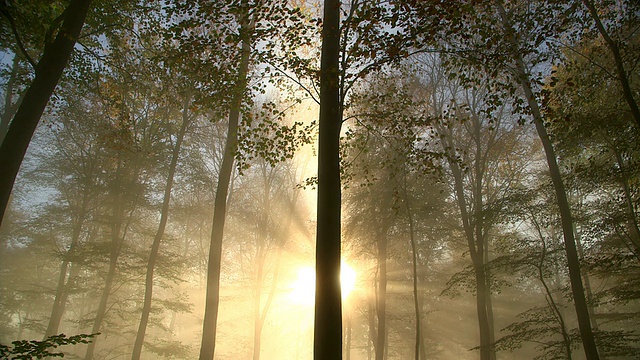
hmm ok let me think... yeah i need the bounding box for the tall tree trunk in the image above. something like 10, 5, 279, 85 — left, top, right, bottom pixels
131, 92, 191, 360
581, 0, 640, 130
45, 188, 90, 337
84, 162, 126, 360
472, 119, 495, 360
253, 243, 265, 360
314, 0, 343, 359
252, 168, 268, 360
375, 231, 388, 360
345, 311, 352, 360
539, 222, 573, 359
496, 5, 600, 358
418, 293, 428, 360
252, 164, 285, 360
440, 127, 492, 360
198, 6, 252, 359
0, 0, 92, 227
368, 292, 376, 360
574, 227, 599, 332
514, 48, 601, 360
483, 240, 496, 360
400, 170, 421, 360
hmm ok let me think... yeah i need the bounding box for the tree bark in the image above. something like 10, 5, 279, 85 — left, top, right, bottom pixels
517, 63, 600, 360
198, 6, 252, 359
494, 5, 600, 357
131, 92, 191, 360
0, 0, 92, 227
314, 0, 343, 359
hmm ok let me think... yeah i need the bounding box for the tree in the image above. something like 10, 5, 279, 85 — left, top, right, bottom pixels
314, 0, 342, 359
83, 81, 159, 360
198, 1, 253, 358
0, 0, 93, 227
131, 89, 192, 360
412, 1, 601, 357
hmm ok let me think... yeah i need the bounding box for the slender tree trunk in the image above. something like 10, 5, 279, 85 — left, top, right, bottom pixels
198, 7, 252, 359
375, 231, 387, 360
345, 311, 352, 360
440, 128, 492, 360
537, 225, 572, 359
131, 92, 191, 360
400, 170, 421, 360
473, 122, 495, 360
314, 0, 343, 359
253, 244, 265, 360
0, 54, 21, 144
252, 165, 268, 360
368, 293, 376, 360
418, 294, 428, 360
84, 163, 126, 360
611, 148, 640, 254
253, 251, 281, 360
581, 0, 640, 130
495, 5, 600, 358
83, 235, 121, 360
574, 227, 599, 332
45, 189, 90, 337
514, 50, 601, 360
484, 240, 496, 360
252, 164, 285, 360
0, 0, 92, 227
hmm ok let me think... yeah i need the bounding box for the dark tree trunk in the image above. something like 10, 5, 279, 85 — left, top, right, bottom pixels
0, 0, 92, 227
515, 55, 600, 360
314, 0, 343, 359
496, 5, 600, 357
131, 92, 191, 360
198, 7, 252, 359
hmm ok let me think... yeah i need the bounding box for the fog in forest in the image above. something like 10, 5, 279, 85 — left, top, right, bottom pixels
0, 1, 639, 359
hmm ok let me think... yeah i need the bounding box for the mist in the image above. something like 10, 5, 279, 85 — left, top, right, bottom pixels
0, 1, 639, 360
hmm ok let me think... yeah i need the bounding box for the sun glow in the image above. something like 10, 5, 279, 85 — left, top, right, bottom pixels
289, 262, 357, 305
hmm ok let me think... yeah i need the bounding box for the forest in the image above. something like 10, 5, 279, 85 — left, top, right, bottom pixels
0, 0, 638, 359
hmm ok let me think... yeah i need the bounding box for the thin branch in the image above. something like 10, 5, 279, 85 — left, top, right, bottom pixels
0, 7, 37, 69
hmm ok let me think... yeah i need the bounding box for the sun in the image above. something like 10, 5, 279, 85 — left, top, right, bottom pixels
289, 261, 357, 306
